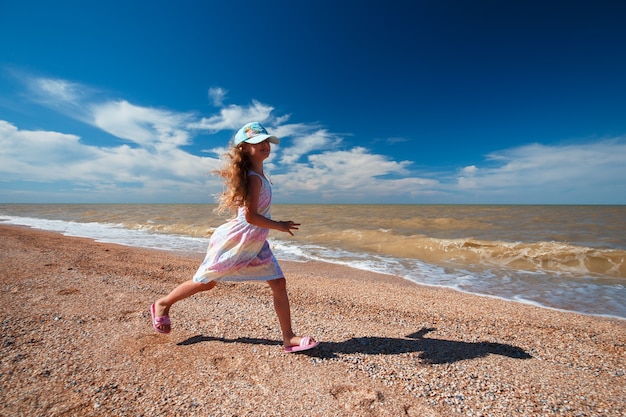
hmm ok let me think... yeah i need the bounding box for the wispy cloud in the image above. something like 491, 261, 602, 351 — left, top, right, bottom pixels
188, 100, 275, 132
34, 78, 81, 103
277, 125, 340, 165
455, 140, 626, 203
22, 75, 93, 123
91, 100, 193, 149
208, 87, 227, 106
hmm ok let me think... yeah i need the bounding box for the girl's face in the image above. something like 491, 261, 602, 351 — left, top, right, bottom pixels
243, 140, 271, 161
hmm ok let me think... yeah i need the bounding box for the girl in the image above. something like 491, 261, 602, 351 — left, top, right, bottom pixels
151, 122, 319, 353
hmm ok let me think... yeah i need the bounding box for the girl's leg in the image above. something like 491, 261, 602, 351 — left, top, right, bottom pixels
267, 277, 310, 347
153, 280, 216, 332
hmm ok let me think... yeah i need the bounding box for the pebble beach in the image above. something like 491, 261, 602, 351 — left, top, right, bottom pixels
1, 224, 624, 416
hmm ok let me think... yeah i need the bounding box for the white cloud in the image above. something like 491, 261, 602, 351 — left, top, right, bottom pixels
278, 126, 339, 164
462, 165, 478, 174
454, 140, 626, 202
91, 100, 192, 149
188, 100, 275, 132
1, 75, 293, 202
0, 120, 220, 202
0, 120, 86, 181
272, 147, 437, 201
22, 76, 93, 123
208, 87, 227, 106
457, 165, 478, 189
34, 78, 81, 103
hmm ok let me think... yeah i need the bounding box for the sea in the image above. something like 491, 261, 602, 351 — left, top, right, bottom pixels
1, 204, 624, 320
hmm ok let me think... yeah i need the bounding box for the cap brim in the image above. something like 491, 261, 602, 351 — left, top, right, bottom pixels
242, 135, 280, 145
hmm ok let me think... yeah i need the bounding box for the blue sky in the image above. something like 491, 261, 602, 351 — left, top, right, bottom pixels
1, 1, 625, 204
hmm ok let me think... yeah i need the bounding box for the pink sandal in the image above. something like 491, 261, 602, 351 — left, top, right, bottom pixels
150, 303, 171, 334
284, 336, 319, 353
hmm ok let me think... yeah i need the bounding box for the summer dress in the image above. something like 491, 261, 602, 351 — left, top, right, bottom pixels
192, 171, 283, 283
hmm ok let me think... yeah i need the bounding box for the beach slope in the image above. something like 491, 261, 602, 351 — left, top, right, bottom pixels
1, 224, 624, 416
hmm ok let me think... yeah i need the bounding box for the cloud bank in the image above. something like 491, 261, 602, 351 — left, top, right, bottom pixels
1, 75, 625, 204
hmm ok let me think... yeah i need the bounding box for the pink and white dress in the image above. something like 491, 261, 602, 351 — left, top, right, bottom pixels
192, 172, 284, 283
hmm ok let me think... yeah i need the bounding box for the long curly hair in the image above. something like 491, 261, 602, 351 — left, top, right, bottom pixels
213, 144, 252, 214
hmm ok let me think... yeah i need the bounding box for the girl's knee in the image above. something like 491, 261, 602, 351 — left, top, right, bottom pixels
267, 277, 286, 291
195, 280, 217, 291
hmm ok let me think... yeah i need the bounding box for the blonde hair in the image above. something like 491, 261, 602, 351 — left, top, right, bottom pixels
213, 144, 252, 214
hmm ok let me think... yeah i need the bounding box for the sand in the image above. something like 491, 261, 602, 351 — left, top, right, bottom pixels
0, 224, 624, 416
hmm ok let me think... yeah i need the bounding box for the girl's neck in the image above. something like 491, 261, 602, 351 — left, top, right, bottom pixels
249, 161, 264, 176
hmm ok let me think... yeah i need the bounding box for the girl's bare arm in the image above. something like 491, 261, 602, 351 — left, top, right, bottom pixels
244, 176, 300, 236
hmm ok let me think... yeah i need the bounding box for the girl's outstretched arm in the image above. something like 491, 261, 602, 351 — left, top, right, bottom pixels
244, 175, 300, 236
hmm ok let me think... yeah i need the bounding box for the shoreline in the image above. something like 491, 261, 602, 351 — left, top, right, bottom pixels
8, 220, 624, 321
2, 208, 624, 319
1, 224, 624, 416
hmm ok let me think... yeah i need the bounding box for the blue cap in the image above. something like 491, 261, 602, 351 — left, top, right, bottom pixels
234, 122, 280, 145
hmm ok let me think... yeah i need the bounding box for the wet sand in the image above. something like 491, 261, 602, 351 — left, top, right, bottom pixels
1, 224, 624, 416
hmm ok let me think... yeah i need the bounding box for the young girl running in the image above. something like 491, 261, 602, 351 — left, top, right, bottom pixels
150, 122, 319, 353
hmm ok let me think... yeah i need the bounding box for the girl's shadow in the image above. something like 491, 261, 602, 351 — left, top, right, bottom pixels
178, 327, 531, 364
316, 327, 532, 363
